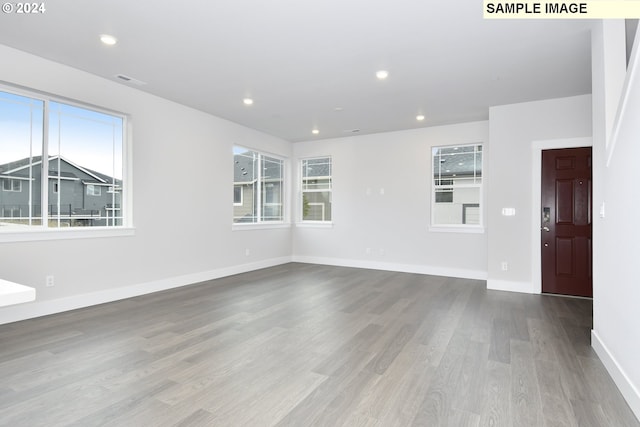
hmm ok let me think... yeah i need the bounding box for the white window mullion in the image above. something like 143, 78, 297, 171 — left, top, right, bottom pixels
54, 106, 62, 228
41, 99, 50, 229
110, 121, 116, 226
28, 100, 35, 226
257, 153, 262, 223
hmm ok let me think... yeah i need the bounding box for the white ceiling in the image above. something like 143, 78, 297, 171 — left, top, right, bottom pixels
0, 0, 593, 142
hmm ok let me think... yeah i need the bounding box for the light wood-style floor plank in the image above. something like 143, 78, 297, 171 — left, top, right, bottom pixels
0, 263, 637, 426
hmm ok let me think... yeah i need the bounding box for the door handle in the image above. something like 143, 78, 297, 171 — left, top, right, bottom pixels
541, 226, 550, 232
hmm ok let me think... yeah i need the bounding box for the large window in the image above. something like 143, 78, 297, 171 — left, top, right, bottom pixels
432, 143, 482, 227
233, 146, 284, 223
301, 157, 332, 222
0, 88, 126, 230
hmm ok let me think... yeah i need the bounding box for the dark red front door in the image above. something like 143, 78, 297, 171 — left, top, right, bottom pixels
541, 147, 592, 297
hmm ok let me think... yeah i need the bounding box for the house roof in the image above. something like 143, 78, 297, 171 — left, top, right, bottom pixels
0, 156, 44, 175
233, 149, 283, 184
0, 156, 120, 185
234, 152, 255, 184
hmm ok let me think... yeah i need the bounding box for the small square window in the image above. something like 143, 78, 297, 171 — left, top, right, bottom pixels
2, 179, 22, 192
86, 184, 101, 196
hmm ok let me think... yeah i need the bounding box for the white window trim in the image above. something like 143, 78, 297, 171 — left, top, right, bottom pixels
430, 143, 484, 231
232, 222, 291, 231
295, 221, 333, 229
0, 83, 133, 241
0, 227, 135, 243
232, 146, 289, 228
428, 224, 485, 234
299, 156, 333, 225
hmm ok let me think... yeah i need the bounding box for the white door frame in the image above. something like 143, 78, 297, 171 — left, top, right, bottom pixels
530, 137, 593, 294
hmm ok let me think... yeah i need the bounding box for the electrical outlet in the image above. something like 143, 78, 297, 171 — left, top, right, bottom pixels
245, 248, 250, 256
365, 247, 372, 255
46, 275, 55, 287
501, 262, 508, 272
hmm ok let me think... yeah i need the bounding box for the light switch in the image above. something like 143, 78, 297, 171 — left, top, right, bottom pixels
501, 207, 516, 216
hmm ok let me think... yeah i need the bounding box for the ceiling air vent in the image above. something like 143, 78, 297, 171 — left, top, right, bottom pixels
115, 74, 147, 86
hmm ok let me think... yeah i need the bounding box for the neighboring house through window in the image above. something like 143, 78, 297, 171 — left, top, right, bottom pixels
301, 157, 332, 222
0, 87, 126, 229
233, 146, 284, 223
432, 143, 483, 227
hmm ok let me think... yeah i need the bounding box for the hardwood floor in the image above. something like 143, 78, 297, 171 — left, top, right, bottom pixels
0, 263, 637, 426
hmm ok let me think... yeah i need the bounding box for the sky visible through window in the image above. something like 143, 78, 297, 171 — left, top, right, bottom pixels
1, 90, 123, 180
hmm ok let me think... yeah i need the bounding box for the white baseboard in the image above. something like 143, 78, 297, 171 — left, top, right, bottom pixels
291, 256, 487, 281
591, 330, 640, 421
0, 256, 292, 326
486, 279, 536, 294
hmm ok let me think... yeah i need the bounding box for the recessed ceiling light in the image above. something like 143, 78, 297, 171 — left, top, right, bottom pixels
416, 115, 425, 121
243, 98, 254, 106
376, 70, 389, 80
312, 129, 319, 135
100, 34, 117, 46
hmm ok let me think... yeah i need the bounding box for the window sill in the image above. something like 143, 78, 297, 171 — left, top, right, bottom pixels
0, 227, 135, 243
295, 222, 333, 229
232, 223, 291, 231
428, 225, 485, 234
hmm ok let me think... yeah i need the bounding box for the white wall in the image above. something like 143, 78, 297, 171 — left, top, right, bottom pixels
487, 95, 592, 293
0, 45, 292, 324
591, 21, 640, 420
292, 122, 489, 279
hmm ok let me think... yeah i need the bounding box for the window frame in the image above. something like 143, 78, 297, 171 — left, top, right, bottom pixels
2, 179, 22, 192
0, 84, 133, 242
86, 184, 102, 197
232, 146, 288, 228
430, 143, 484, 233
299, 156, 333, 225
233, 185, 243, 206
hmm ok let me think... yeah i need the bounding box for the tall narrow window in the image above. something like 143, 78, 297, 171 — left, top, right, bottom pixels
301, 157, 332, 222
0, 90, 44, 227
233, 146, 284, 223
48, 101, 123, 227
0, 87, 126, 230
432, 144, 482, 227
